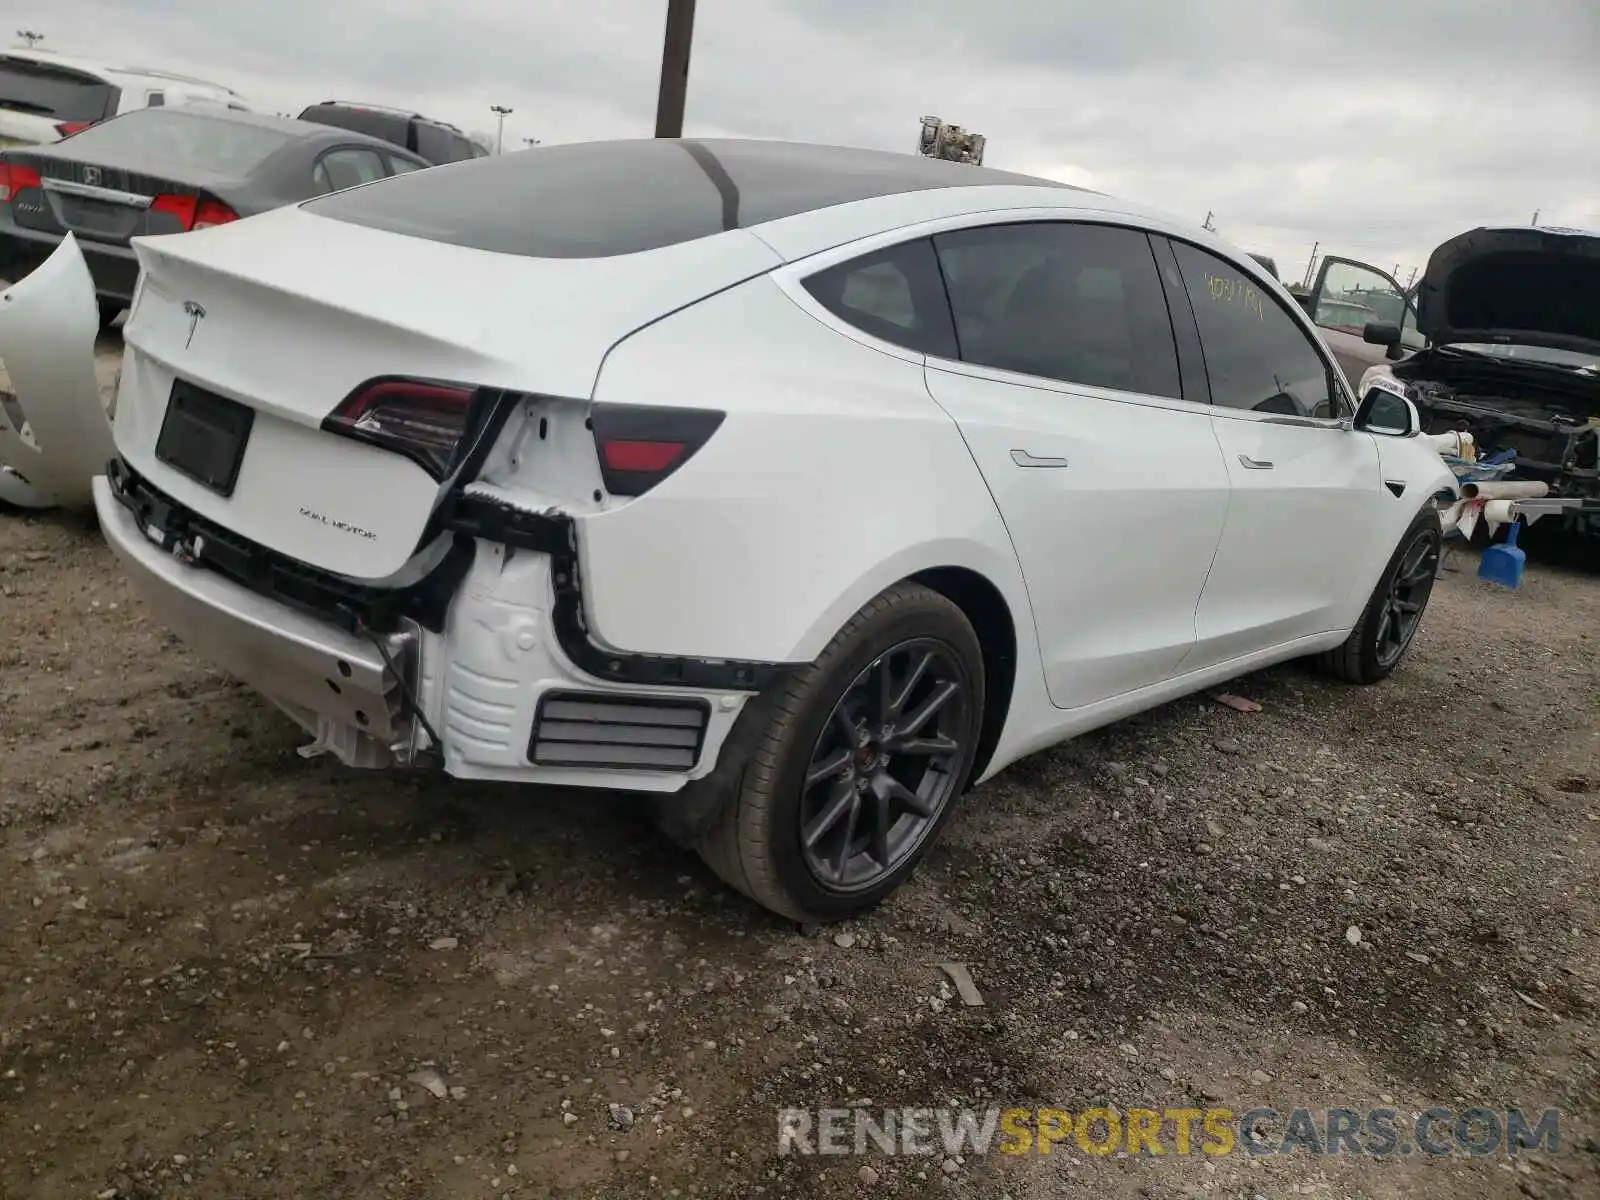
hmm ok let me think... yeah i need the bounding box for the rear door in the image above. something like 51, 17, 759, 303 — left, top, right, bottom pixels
918, 219, 1232, 709
1165, 238, 1384, 665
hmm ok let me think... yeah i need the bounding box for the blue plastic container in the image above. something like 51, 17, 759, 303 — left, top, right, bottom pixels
1478, 520, 1526, 589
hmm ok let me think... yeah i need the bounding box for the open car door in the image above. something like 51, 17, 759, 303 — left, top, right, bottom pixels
1306, 256, 1426, 389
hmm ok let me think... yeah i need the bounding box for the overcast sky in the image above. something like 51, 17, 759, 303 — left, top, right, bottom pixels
17, 0, 1600, 282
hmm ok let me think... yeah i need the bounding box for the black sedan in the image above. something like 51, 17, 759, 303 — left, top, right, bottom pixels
0, 106, 431, 325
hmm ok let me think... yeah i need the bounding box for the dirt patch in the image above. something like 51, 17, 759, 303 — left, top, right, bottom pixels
2, 474, 1598, 1197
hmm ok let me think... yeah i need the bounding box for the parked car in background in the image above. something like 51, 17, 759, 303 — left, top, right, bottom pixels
0, 106, 429, 325
1300, 256, 1425, 386
1246, 252, 1279, 280
0, 48, 247, 148
4, 139, 1457, 921
1357, 225, 1599, 534
297, 101, 488, 165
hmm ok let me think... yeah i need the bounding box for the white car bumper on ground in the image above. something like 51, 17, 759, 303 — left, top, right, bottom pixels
0, 234, 118, 509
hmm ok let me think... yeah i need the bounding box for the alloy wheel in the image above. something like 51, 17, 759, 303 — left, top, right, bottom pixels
1374, 531, 1440, 668
797, 638, 971, 893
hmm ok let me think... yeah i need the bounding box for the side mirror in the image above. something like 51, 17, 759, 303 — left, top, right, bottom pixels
1353, 384, 1419, 438
1362, 321, 1401, 348
1363, 321, 1405, 362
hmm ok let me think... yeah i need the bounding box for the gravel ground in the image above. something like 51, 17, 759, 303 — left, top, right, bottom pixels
2, 348, 1598, 1199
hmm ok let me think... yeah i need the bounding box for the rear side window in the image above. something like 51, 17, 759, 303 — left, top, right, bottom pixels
413, 122, 475, 165
801, 238, 957, 357
933, 222, 1182, 398
313, 148, 388, 194
46, 108, 294, 176
0, 59, 117, 123
1170, 240, 1338, 418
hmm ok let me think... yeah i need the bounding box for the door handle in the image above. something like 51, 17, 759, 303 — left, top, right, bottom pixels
1011, 450, 1069, 468
1238, 455, 1274, 470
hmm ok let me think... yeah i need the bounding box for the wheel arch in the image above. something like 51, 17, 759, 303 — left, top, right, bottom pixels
909, 565, 1018, 784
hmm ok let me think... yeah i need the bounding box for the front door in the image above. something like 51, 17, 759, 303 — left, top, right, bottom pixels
923, 220, 1231, 709
1164, 239, 1385, 667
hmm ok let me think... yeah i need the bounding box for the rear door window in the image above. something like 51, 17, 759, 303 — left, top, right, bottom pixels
42, 108, 294, 176
801, 238, 957, 357
0, 58, 117, 123
933, 221, 1183, 399
313, 147, 389, 194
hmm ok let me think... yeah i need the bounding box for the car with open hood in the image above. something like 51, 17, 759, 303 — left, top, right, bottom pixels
1352, 226, 1599, 534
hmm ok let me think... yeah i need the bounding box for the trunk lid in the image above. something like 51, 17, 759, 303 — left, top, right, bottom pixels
114, 204, 780, 580
4, 148, 228, 245
1417, 225, 1600, 356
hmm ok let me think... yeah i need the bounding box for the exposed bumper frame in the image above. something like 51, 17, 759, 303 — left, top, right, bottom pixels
94, 473, 421, 764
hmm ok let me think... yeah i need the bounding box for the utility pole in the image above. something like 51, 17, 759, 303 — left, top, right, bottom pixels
1202, 211, 1216, 232
654, 0, 696, 138
15, 29, 44, 49
1405, 266, 1417, 289
1301, 242, 1320, 289
1531, 209, 1539, 226
490, 104, 512, 154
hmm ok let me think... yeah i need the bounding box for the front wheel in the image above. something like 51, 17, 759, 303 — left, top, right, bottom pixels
1318, 509, 1442, 684
695, 582, 985, 923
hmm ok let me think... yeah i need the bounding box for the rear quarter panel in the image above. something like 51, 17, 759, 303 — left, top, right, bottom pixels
580, 274, 1037, 669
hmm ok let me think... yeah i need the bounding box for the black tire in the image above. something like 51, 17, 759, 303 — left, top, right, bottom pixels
1318, 508, 1442, 684
695, 582, 985, 923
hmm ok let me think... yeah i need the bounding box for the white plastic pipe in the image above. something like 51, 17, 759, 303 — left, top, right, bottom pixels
1461, 480, 1550, 500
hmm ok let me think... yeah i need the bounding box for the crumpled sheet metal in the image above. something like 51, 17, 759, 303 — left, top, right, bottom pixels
0, 233, 118, 509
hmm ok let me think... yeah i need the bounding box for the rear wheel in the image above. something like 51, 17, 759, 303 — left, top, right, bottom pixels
695, 583, 985, 923
1318, 509, 1442, 684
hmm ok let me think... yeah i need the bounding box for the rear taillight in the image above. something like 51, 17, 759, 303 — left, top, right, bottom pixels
193, 199, 238, 229
149, 194, 239, 232
54, 120, 94, 138
590, 403, 725, 497
0, 162, 41, 203
150, 193, 197, 227
323, 377, 482, 479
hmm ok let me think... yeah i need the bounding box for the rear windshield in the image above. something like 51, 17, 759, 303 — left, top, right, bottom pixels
51, 108, 295, 176
0, 59, 116, 123
304, 138, 1073, 259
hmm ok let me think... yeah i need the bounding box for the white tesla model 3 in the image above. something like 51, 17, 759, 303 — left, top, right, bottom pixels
52, 138, 1456, 921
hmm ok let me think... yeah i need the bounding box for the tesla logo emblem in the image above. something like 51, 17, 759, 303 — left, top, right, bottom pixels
82, 166, 101, 186
182, 300, 206, 349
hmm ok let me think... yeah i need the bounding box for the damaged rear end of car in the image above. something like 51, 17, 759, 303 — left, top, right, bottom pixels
91, 185, 789, 785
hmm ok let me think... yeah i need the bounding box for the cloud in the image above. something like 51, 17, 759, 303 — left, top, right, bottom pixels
10, 0, 1597, 278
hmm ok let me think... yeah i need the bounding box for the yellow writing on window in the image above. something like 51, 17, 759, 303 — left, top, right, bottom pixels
1204, 273, 1265, 321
